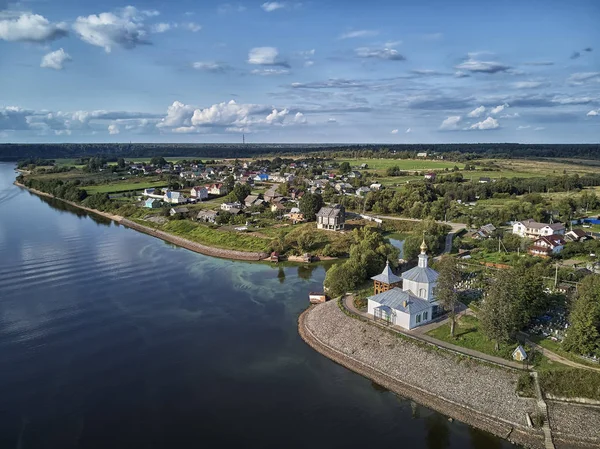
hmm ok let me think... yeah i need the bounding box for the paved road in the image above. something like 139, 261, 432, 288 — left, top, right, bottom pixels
517, 332, 600, 372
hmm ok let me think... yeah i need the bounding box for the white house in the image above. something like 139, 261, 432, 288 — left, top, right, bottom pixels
163, 191, 186, 204
529, 235, 566, 257
221, 202, 241, 211
207, 183, 227, 196
513, 219, 565, 238
190, 186, 209, 200
367, 239, 439, 330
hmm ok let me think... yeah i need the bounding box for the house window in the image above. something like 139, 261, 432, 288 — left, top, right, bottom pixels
416, 314, 421, 324
419, 288, 426, 298
423, 311, 428, 321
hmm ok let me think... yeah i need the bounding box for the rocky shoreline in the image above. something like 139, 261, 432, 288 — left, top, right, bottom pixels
299, 300, 600, 449
16, 182, 268, 262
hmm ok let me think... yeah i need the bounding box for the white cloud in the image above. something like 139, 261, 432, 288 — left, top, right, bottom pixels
339, 29, 379, 39
517, 125, 531, 130
108, 123, 120, 134
500, 112, 520, 119
183, 22, 201, 32
384, 40, 402, 48
469, 117, 499, 130
248, 47, 288, 67
587, 109, 599, 116
327, 118, 337, 123
191, 100, 268, 127
304, 60, 314, 67
405, 128, 411, 133
467, 106, 485, 118
567, 72, 600, 85
250, 68, 290, 76
0, 13, 68, 43
40, 48, 71, 70
294, 112, 307, 124
157, 101, 195, 128
265, 108, 289, 124
455, 57, 510, 74
534, 127, 545, 131
439, 116, 461, 130
355, 47, 405, 61
217, 3, 247, 14
391, 129, 399, 134
511, 81, 545, 89
73, 7, 152, 52
193, 61, 229, 72
0, 106, 33, 130
261, 2, 285, 12
454, 71, 469, 78
490, 103, 509, 115
151, 22, 171, 33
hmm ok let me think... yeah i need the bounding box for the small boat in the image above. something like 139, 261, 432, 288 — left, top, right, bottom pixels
309, 292, 327, 304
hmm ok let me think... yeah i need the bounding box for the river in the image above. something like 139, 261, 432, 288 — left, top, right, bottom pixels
0, 163, 514, 449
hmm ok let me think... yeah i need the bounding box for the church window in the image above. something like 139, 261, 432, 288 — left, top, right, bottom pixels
419, 288, 426, 298
416, 314, 421, 324
423, 311, 428, 320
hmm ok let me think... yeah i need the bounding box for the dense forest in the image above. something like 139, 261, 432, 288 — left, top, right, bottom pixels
1, 143, 600, 161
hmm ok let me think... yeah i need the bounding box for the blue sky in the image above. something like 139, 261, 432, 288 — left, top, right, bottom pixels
0, 0, 598, 143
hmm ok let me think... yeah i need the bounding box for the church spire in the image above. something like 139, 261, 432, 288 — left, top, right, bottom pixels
420, 234, 428, 254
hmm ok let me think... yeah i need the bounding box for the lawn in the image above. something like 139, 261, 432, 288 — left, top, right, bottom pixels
427, 314, 516, 360
84, 181, 168, 194
157, 219, 273, 253
336, 158, 463, 171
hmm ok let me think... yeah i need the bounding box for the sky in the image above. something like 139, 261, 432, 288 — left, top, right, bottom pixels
0, 0, 599, 144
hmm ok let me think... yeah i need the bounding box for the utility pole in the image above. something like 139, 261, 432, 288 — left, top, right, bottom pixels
554, 264, 559, 288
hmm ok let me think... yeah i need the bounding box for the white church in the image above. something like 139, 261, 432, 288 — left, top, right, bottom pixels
367, 239, 439, 330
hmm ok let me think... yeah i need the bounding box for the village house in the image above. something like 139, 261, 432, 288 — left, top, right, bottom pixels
207, 183, 227, 196
264, 187, 282, 203
360, 163, 368, 169
416, 152, 428, 158
288, 209, 305, 224
221, 202, 241, 211
144, 198, 161, 209
163, 191, 187, 204
367, 239, 439, 330
271, 202, 286, 213
513, 219, 565, 238
316, 204, 346, 231
196, 210, 219, 223
370, 183, 383, 191
469, 223, 496, 239
253, 173, 269, 182
565, 228, 589, 242
528, 234, 566, 257
190, 186, 209, 200
356, 186, 371, 197
244, 194, 264, 208
424, 172, 436, 181
169, 206, 189, 217
479, 177, 491, 184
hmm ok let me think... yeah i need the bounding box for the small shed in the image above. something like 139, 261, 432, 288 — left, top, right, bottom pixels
309, 292, 327, 304
270, 251, 280, 262
512, 345, 527, 362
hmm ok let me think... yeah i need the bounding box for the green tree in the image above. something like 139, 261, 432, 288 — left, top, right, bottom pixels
231, 183, 252, 203
338, 161, 351, 175
117, 158, 126, 169
299, 192, 323, 221
150, 156, 167, 167
435, 255, 462, 337
223, 175, 235, 193
478, 269, 520, 350
563, 276, 600, 357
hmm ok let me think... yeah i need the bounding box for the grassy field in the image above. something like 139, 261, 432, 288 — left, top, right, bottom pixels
337, 158, 463, 171
160, 220, 273, 252
85, 181, 168, 194
427, 315, 515, 360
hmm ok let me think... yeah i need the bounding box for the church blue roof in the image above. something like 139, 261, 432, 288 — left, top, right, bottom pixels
401, 266, 439, 283
368, 287, 431, 314
371, 261, 401, 284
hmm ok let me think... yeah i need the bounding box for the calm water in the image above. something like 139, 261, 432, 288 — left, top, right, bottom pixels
0, 163, 513, 449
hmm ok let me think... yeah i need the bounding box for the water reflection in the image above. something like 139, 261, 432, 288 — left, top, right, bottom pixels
425, 413, 450, 449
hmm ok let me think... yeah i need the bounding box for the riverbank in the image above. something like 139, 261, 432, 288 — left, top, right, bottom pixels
299, 300, 600, 449
15, 182, 269, 262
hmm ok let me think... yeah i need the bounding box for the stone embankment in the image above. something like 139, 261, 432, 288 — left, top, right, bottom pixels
16, 183, 268, 262
300, 300, 600, 449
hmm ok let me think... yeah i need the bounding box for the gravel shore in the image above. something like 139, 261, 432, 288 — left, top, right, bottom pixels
301, 300, 544, 448
547, 402, 600, 448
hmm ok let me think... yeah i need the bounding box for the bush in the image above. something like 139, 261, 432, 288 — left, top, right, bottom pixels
538, 368, 600, 400
516, 373, 535, 398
